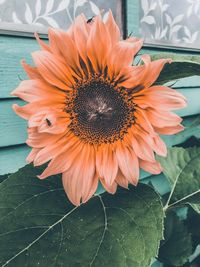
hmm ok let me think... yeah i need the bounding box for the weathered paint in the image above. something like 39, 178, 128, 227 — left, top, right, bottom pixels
0, 0, 199, 184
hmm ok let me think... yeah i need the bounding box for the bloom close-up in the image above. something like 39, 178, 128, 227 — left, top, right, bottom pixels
12, 11, 187, 206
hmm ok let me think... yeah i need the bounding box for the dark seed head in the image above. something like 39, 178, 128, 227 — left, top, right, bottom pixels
69, 79, 135, 144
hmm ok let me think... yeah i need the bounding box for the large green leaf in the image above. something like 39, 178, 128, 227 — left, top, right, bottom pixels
158, 211, 193, 266
0, 174, 9, 183
151, 54, 200, 85
189, 204, 200, 214
0, 164, 164, 267
187, 208, 200, 248
157, 147, 200, 212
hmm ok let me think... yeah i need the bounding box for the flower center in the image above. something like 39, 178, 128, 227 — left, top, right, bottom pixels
69, 79, 135, 144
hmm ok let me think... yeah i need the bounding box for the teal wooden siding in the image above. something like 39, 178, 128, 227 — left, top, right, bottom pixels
127, 1, 200, 266
0, 35, 39, 174
0, 0, 200, 182
0, 2, 199, 266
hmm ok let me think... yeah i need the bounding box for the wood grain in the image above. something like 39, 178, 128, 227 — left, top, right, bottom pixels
163, 115, 200, 147
0, 114, 200, 175
1, 87, 200, 148
0, 9, 199, 99
0, 35, 39, 98
0, 144, 30, 174
0, 99, 27, 147
0, 143, 170, 203
0, 0, 199, 195
127, 0, 139, 36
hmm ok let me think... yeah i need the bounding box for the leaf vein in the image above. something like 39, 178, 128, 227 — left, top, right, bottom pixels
2, 206, 78, 267
89, 195, 108, 266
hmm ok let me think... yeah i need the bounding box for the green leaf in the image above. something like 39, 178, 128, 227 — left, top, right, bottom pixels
187, 208, 200, 248
158, 211, 193, 267
189, 204, 200, 214
0, 164, 164, 267
150, 54, 200, 85
0, 174, 9, 183
157, 147, 200, 212
177, 136, 200, 149
190, 115, 200, 128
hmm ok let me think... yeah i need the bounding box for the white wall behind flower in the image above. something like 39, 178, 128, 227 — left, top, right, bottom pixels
140, 0, 200, 46
0, 0, 113, 29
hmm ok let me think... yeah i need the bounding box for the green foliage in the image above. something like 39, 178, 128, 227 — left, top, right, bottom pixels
157, 147, 200, 212
158, 211, 193, 267
187, 208, 200, 249
0, 164, 164, 267
157, 146, 200, 267
2, 142, 200, 267
0, 174, 9, 183
151, 54, 200, 84
189, 204, 200, 214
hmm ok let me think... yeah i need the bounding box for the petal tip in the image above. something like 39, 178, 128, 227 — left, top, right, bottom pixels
37, 174, 46, 180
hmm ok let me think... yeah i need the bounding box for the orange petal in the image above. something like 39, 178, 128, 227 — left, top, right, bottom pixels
82, 171, 99, 204
13, 103, 33, 120
100, 178, 117, 194
134, 85, 187, 100
33, 132, 78, 166
108, 38, 143, 79
48, 28, 83, 78
154, 124, 184, 135
38, 140, 84, 179
35, 32, 51, 52
140, 159, 163, 175
133, 126, 167, 157
119, 55, 171, 89
141, 56, 172, 88
96, 144, 118, 186
134, 95, 187, 111
115, 169, 129, 188
152, 135, 167, 157
133, 86, 187, 109
21, 60, 41, 79
62, 144, 97, 206
73, 14, 90, 72
115, 142, 139, 185
26, 148, 40, 163
11, 79, 66, 102
13, 99, 65, 120
28, 112, 46, 128
37, 117, 70, 134
87, 15, 111, 73
146, 108, 182, 128
135, 108, 155, 136
115, 54, 150, 89
26, 127, 64, 150
128, 131, 155, 162
105, 9, 120, 46
32, 50, 74, 89
117, 65, 146, 88
31, 110, 70, 134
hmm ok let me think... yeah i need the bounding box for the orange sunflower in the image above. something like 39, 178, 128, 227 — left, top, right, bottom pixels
12, 11, 186, 206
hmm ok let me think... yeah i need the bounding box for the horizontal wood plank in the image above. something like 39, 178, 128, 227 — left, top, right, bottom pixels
174, 88, 200, 117
0, 143, 170, 202
1, 114, 200, 175
162, 115, 200, 146
0, 35, 39, 98
1, 88, 200, 147
0, 141, 173, 197
127, 0, 139, 36
0, 145, 30, 174
0, 99, 27, 147
1, 30, 200, 98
